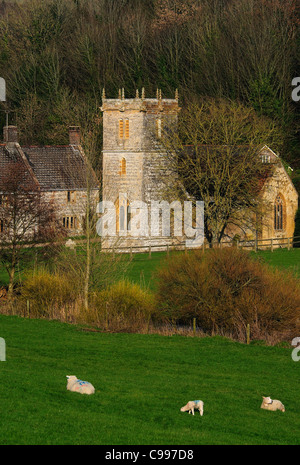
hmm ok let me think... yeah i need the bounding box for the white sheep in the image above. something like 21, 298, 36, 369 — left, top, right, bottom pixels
66, 375, 95, 395
180, 400, 204, 416
260, 396, 285, 412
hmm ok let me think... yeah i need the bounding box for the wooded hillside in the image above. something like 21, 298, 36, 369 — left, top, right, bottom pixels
0, 0, 299, 175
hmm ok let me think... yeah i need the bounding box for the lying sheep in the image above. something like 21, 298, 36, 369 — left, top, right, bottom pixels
180, 400, 204, 416
260, 396, 285, 412
66, 375, 95, 395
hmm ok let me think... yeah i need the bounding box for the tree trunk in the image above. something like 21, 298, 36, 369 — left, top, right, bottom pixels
7, 245, 17, 300
84, 179, 91, 312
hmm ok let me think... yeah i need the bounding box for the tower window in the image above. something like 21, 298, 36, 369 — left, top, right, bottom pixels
127, 204, 131, 231
115, 197, 131, 233
156, 118, 162, 138
119, 205, 125, 231
125, 119, 129, 139
119, 119, 124, 139
119, 157, 126, 176
119, 119, 129, 140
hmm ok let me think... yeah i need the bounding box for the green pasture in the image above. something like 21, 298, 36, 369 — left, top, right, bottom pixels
0, 315, 298, 445
254, 248, 300, 275
0, 247, 299, 290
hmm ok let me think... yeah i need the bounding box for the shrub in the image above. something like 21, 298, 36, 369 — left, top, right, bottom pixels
155, 248, 300, 343
21, 268, 76, 319
83, 280, 156, 332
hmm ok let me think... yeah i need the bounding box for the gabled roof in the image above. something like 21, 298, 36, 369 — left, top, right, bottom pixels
0, 143, 99, 192
259, 145, 298, 197
0, 144, 38, 190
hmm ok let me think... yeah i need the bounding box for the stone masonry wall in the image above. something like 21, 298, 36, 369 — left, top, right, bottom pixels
44, 189, 99, 235
101, 96, 181, 245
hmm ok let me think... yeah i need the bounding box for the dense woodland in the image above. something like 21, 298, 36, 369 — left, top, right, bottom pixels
0, 0, 299, 185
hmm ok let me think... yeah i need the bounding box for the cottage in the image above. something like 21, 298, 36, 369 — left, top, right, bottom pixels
0, 125, 99, 236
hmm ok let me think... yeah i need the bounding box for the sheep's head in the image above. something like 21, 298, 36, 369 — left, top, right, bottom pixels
66, 375, 77, 382
262, 396, 272, 404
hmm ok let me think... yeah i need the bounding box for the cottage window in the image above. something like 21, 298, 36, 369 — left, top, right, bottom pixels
63, 216, 77, 229
274, 195, 285, 231
0, 219, 4, 233
67, 191, 76, 203
0, 195, 7, 206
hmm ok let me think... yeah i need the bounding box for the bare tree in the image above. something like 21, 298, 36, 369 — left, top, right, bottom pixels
162, 98, 282, 246
55, 117, 128, 312
0, 161, 63, 297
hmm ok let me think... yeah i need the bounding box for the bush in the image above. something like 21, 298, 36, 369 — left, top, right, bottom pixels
83, 280, 156, 332
21, 268, 76, 319
155, 248, 300, 343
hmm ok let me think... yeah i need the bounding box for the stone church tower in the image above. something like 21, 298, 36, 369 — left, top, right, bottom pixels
101, 89, 181, 248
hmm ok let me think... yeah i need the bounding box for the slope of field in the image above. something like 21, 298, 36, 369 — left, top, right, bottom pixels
0, 315, 298, 445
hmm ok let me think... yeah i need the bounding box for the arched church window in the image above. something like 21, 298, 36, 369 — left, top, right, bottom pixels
274, 195, 285, 231
127, 204, 131, 231
119, 205, 125, 231
115, 196, 131, 233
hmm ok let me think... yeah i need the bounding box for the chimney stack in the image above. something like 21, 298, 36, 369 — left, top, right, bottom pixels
3, 125, 18, 144
69, 126, 81, 145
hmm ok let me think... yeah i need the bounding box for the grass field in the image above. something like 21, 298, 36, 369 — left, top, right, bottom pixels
0, 247, 299, 290
254, 248, 300, 275
0, 315, 298, 445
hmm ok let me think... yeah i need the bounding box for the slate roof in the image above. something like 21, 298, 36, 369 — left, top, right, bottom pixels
0, 143, 19, 166
0, 143, 99, 191
0, 144, 36, 190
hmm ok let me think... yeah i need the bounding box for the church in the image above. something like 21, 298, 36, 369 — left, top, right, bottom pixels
100, 90, 298, 249
1, 92, 297, 249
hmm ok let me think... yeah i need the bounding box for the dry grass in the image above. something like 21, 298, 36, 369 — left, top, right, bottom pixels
1, 248, 299, 345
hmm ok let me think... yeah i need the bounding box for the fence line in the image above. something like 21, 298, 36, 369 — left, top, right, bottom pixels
1, 235, 299, 257
102, 235, 300, 256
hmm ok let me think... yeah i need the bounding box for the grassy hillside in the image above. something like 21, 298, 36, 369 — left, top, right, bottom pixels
0, 315, 298, 445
